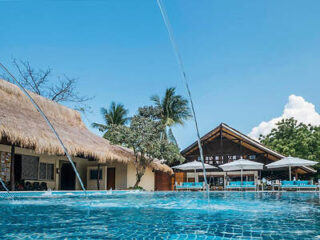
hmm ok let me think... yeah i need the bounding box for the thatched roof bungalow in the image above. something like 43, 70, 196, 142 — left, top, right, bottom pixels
0, 79, 172, 191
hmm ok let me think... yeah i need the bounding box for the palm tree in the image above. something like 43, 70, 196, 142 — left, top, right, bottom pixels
92, 102, 129, 138
151, 87, 192, 145
92, 102, 129, 189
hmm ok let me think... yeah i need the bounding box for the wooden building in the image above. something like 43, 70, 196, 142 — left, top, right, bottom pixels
179, 123, 316, 188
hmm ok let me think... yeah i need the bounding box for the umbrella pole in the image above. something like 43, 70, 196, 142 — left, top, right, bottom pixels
241, 168, 243, 186
194, 169, 196, 182
289, 165, 292, 181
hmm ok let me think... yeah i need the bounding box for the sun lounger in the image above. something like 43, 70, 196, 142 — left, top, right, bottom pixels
226, 181, 242, 189
175, 182, 204, 191
226, 181, 256, 190
281, 180, 318, 191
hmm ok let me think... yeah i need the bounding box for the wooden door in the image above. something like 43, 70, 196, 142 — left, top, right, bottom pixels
174, 172, 186, 184
60, 162, 75, 190
188, 178, 195, 183
107, 168, 115, 190
155, 171, 173, 191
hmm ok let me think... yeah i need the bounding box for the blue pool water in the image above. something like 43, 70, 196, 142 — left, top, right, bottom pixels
0, 191, 320, 239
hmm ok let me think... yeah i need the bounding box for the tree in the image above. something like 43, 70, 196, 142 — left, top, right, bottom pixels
151, 87, 192, 145
259, 118, 320, 176
92, 102, 129, 138
91, 101, 129, 191
1, 59, 92, 112
107, 107, 184, 188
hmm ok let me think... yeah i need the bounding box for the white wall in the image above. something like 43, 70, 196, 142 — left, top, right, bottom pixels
86, 162, 128, 190
0, 144, 89, 190
0, 144, 157, 191
127, 163, 155, 191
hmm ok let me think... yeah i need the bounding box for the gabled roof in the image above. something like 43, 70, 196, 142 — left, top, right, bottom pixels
181, 123, 316, 173
0, 79, 172, 174
181, 123, 283, 158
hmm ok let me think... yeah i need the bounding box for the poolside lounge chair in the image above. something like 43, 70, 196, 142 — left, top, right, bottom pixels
40, 182, 48, 191
32, 182, 41, 191
226, 181, 256, 191
25, 182, 32, 191
175, 182, 204, 191
281, 180, 318, 191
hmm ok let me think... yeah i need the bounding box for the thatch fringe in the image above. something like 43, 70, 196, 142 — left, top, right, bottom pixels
0, 79, 172, 174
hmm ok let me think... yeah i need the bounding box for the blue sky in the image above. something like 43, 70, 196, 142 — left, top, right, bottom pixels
1, 0, 320, 149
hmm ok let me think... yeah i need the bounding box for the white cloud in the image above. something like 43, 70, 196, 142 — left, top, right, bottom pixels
248, 95, 320, 139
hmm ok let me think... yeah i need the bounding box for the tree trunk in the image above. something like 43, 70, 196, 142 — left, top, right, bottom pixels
134, 175, 142, 188
97, 164, 100, 190
134, 167, 145, 188
10, 145, 15, 191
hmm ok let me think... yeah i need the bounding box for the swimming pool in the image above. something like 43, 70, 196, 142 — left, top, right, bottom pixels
0, 191, 319, 239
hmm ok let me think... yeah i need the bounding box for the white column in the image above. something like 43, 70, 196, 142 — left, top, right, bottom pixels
289, 165, 292, 181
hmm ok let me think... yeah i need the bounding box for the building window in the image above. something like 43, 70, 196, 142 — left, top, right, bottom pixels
39, 163, 54, 180
249, 155, 256, 160
47, 164, 54, 180
90, 169, 102, 180
39, 163, 46, 180
21, 155, 39, 180
20, 155, 54, 181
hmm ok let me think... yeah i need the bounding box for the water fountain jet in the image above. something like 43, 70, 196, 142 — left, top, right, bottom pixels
0, 177, 12, 198
156, 0, 209, 195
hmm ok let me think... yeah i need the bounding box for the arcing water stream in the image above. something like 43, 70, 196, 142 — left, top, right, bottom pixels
156, 0, 209, 194
0, 177, 10, 193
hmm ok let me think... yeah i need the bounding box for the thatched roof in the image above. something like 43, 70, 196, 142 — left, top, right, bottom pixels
0, 79, 172, 174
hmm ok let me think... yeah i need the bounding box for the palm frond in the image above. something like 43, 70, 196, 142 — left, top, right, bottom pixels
151, 87, 192, 145
94, 102, 129, 137
167, 127, 178, 146
150, 95, 161, 108
91, 122, 108, 132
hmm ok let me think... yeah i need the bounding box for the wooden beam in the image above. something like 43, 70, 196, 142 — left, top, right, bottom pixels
223, 131, 264, 154
10, 145, 15, 191
222, 129, 282, 161
220, 128, 223, 155
185, 132, 220, 155
97, 164, 100, 190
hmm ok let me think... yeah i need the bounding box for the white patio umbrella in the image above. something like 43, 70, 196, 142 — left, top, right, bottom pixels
266, 156, 317, 181
172, 160, 216, 182
219, 158, 264, 184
